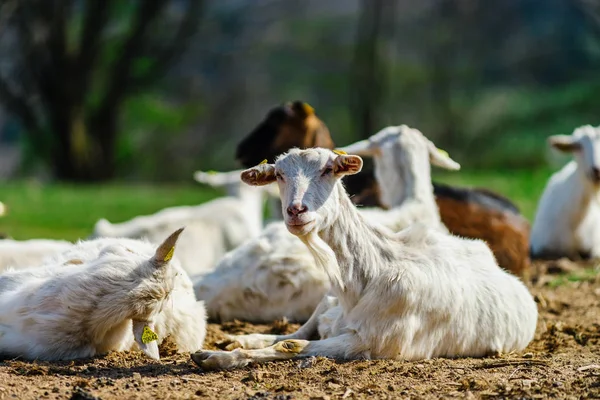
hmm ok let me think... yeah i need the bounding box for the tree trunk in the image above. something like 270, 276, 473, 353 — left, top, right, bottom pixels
51, 107, 117, 182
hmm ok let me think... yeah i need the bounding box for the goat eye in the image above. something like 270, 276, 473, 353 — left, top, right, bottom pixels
321, 167, 333, 176
275, 173, 283, 180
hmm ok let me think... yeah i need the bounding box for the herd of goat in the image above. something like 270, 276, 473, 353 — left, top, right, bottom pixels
0, 100, 597, 371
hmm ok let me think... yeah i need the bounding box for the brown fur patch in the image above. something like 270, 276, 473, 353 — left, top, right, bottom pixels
436, 196, 531, 278
63, 259, 83, 266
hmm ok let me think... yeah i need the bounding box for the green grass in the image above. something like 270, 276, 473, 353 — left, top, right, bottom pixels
0, 181, 221, 241
0, 168, 551, 241
547, 267, 599, 288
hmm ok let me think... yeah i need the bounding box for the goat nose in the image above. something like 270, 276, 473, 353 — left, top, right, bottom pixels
593, 167, 600, 181
287, 203, 308, 216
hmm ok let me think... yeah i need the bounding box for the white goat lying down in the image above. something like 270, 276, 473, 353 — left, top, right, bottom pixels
531, 125, 600, 259
191, 148, 538, 370
0, 239, 73, 272
194, 126, 460, 323
194, 221, 328, 323
91, 173, 268, 277
0, 228, 206, 361
44, 234, 207, 355
338, 125, 460, 232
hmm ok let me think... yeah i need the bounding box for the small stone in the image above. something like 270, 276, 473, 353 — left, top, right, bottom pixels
298, 356, 316, 369
132, 372, 142, 382
522, 379, 536, 388
522, 353, 533, 359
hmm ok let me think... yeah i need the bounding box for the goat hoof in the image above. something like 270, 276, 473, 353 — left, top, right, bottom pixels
216, 334, 241, 350
225, 341, 243, 351
191, 351, 212, 363
191, 350, 243, 371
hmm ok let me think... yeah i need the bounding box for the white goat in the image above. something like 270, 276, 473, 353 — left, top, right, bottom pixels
191, 148, 538, 370
91, 173, 267, 277
194, 221, 328, 322
0, 228, 204, 361
44, 235, 206, 354
531, 125, 600, 259
0, 239, 73, 272
193, 126, 460, 323
338, 125, 460, 232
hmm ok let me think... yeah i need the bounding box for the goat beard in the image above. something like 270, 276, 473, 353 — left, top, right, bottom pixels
300, 231, 345, 294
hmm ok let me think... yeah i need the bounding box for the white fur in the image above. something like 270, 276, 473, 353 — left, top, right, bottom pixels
191, 148, 538, 370
531, 125, 600, 258
0, 239, 73, 272
338, 125, 460, 232
194, 126, 460, 323
44, 236, 206, 354
0, 229, 205, 361
194, 221, 327, 322
91, 172, 268, 277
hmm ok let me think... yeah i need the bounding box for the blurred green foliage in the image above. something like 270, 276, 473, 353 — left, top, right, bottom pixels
2, 0, 600, 181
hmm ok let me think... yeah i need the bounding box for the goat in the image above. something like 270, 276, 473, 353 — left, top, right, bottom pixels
44, 235, 206, 354
0, 228, 205, 361
0, 239, 73, 272
191, 148, 538, 370
194, 221, 328, 323
193, 126, 461, 323
531, 125, 600, 259
338, 125, 460, 233
234, 101, 530, 277
91, 177, 268, 277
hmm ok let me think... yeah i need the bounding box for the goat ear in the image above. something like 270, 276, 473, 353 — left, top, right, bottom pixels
132, 320, 160, 360
194, 169, 243, 187
427, 142, 461, 170
548, 135, 580, 152
333, 154, 363, 176
153, 227, 184, 266
240, 163, 276, 186
335, 140, 379, 157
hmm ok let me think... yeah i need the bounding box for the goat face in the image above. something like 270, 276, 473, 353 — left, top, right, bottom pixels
549, 125, 600, 186
241, 149, 362, 236
337, 126, 460, 207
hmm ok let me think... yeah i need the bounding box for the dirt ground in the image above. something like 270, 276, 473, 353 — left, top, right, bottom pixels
0, 260, 598, 400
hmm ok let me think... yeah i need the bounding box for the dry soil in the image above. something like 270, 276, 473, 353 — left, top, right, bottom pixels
0, 260, 598, 400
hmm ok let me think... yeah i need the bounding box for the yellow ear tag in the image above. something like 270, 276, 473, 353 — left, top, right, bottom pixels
141, 325, 158, 344
333, 149, 347, 155
437, 148, 449, 157
163, 246, 175, 262
303, 103, 315, 115
259, 159, 268, 165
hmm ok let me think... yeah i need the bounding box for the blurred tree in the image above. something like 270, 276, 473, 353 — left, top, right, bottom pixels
350, 0, 396, 139
0, 0, 203, 181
